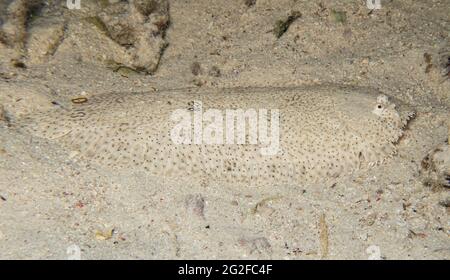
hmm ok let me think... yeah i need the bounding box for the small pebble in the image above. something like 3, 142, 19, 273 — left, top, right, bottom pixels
191, 62, 202, 76
438, 198, 450, 208
244, 0, 256, 7
208, 66, 221, 77
185, 194, 206, 218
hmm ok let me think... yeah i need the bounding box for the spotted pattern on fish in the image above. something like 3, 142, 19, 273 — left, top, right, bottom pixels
16, 85, 415, 185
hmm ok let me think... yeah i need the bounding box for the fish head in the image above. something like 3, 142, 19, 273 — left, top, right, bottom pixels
337, 91, 415, 143
333, 90, 415, 165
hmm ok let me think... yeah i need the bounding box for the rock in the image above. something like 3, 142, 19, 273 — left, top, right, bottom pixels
26, 17, 66, 64
97, 0, 170, 73
62, 18, 133, 68
0, 0, 28, 48
421, 141, 450, 189
0, 0, 170, 73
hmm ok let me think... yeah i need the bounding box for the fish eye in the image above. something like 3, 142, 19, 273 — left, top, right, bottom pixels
377, 105, 382, 109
